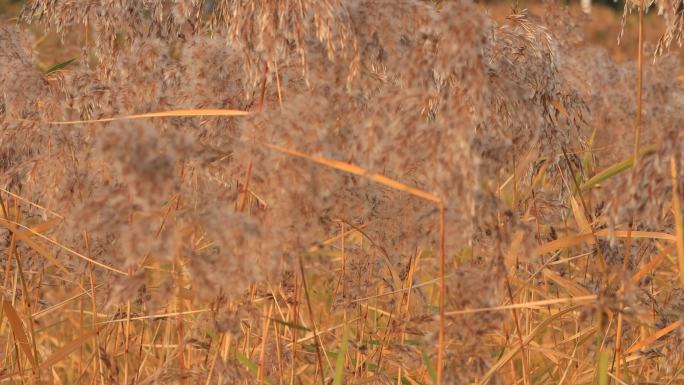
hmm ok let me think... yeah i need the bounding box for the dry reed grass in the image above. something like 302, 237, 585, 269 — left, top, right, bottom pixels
1, 0, 684, 384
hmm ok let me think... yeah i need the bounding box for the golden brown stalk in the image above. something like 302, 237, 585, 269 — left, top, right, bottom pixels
504, 274, 530, 385
437, 204, 446, 385
672, 158, 684, 286
633, 0, 645, 167
205, 335, 223, 385
124, 268, 132, 385
238, 160, 254, 212
619, 3, 646, 381
258, 63, 269, 113
258, 303, 274, 385
289, 273, 300, 385
263, 143, 441, 204
561, 147, 606, 273
297, 255, 325, 385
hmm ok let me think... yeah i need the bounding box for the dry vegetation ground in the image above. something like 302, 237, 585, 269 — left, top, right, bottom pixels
1, 1, 684, 384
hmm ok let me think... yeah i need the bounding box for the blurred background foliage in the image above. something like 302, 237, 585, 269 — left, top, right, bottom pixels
0, 0, 670, 63
0, 0, 680, 82
0, 0, 21, 15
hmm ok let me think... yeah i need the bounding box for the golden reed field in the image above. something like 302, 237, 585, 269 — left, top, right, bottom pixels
1, 0, 684, 384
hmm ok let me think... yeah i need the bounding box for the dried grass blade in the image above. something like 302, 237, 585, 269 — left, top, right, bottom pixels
2, 300, 36, 369
535, 233, 594, 255
625, 319, 684, 354
445, 295, 597, 316
96, 308, 210, 324
0, 187, 64, 218
631, 244, 675, 282
38, 326, 103, 368
263, 143, 441, 204
29, 217, 62, 234
606, 229, 675, 241
0, 217, 127, 275
292, 318, 360, 345
535, 229, 676, 255
569, 194, 592, 234
542, 269, 593, 297
32, 284, 104, 319
0, 218, 69, 275
50, 109, 249, 125
479, 305, 584, 385
0, 326, 104, 380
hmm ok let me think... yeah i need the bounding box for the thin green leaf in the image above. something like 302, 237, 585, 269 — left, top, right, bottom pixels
270, 317, 310, 332
580, 145, 657, 192
402, 377, 423, 385
421, 348, 437, 385
46, 58, 76, 74
333, 325, 349, 385
597, 350, 609, 385
234, 350, 275, 385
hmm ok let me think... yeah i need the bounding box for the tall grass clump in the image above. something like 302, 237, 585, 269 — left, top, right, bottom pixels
1, 0, 684, 384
